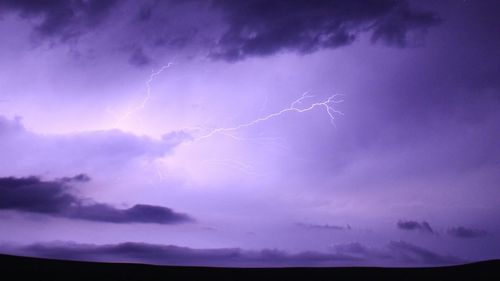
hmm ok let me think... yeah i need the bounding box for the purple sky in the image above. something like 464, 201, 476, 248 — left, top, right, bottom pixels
0, 0, 499, 267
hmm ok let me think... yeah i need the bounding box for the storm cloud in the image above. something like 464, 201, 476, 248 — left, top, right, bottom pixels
0, 0, 118, 41
0, 175, 193, 224
210, 0, 440, 60
0, 0, 440, 63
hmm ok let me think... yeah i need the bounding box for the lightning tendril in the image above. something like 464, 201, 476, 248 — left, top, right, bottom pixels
194, 92, 344, 141
112, 62, 175, 128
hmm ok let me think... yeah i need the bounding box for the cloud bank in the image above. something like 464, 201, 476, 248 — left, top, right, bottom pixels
0, 175, 193, 224
0, 0, 440, 63
211, 0, 440, 60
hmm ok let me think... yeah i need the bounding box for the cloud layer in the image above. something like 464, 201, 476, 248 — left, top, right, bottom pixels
0, 0, 440, 63
0, 175, 193, 224
211, 0, 440, 60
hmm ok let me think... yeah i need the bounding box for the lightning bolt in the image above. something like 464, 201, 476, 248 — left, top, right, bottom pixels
177, 93, 343, 177
112, 62, 175, 128
193, 92, 344, 141
110, 62, 343, 140
113, 65, 344, 180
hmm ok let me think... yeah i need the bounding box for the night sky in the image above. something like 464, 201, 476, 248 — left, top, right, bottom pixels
0, 0, 499, 267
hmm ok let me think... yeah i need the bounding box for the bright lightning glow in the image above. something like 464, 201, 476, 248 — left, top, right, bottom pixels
122, 67, 344, 183
194, 92, 344, 141
164, 92, 343, 183
112, 62, 175, 128
202, 158, 264, 177
109, 64, 343, 142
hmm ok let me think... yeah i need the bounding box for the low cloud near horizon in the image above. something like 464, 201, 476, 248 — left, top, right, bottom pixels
1, 240, 462, 267
0, 175, 193, 224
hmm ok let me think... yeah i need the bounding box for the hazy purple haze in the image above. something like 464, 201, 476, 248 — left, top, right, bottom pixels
0, 0, 499, 267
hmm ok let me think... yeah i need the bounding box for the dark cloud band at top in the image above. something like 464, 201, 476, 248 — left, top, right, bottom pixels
210, 0, 441, 61
0, 0, 440, 63
0, 0, 118, 41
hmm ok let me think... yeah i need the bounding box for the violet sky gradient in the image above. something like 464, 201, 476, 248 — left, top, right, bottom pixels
0, 0, 499, 267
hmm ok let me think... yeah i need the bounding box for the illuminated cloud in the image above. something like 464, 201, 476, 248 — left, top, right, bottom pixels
0, 116, 190, 175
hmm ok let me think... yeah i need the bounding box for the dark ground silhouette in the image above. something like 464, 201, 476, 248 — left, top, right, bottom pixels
0, 254, 498, 281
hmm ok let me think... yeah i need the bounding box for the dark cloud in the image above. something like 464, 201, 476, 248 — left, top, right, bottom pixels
15, 242, 360, 267
1, 0, 439, 63
128, 46, 151, 67
447, 227, 488, 239
0, 0, 118, 41
297, 223, 350, 231
135, 2, 154, 23
0, 176, 193, 224
69, 204, 193, 224
397, 220, 434, 234
210, 0, 440, 61
5, 240, 461, 267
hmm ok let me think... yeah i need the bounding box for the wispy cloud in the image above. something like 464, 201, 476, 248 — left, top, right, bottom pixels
397, 220, 435, 234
